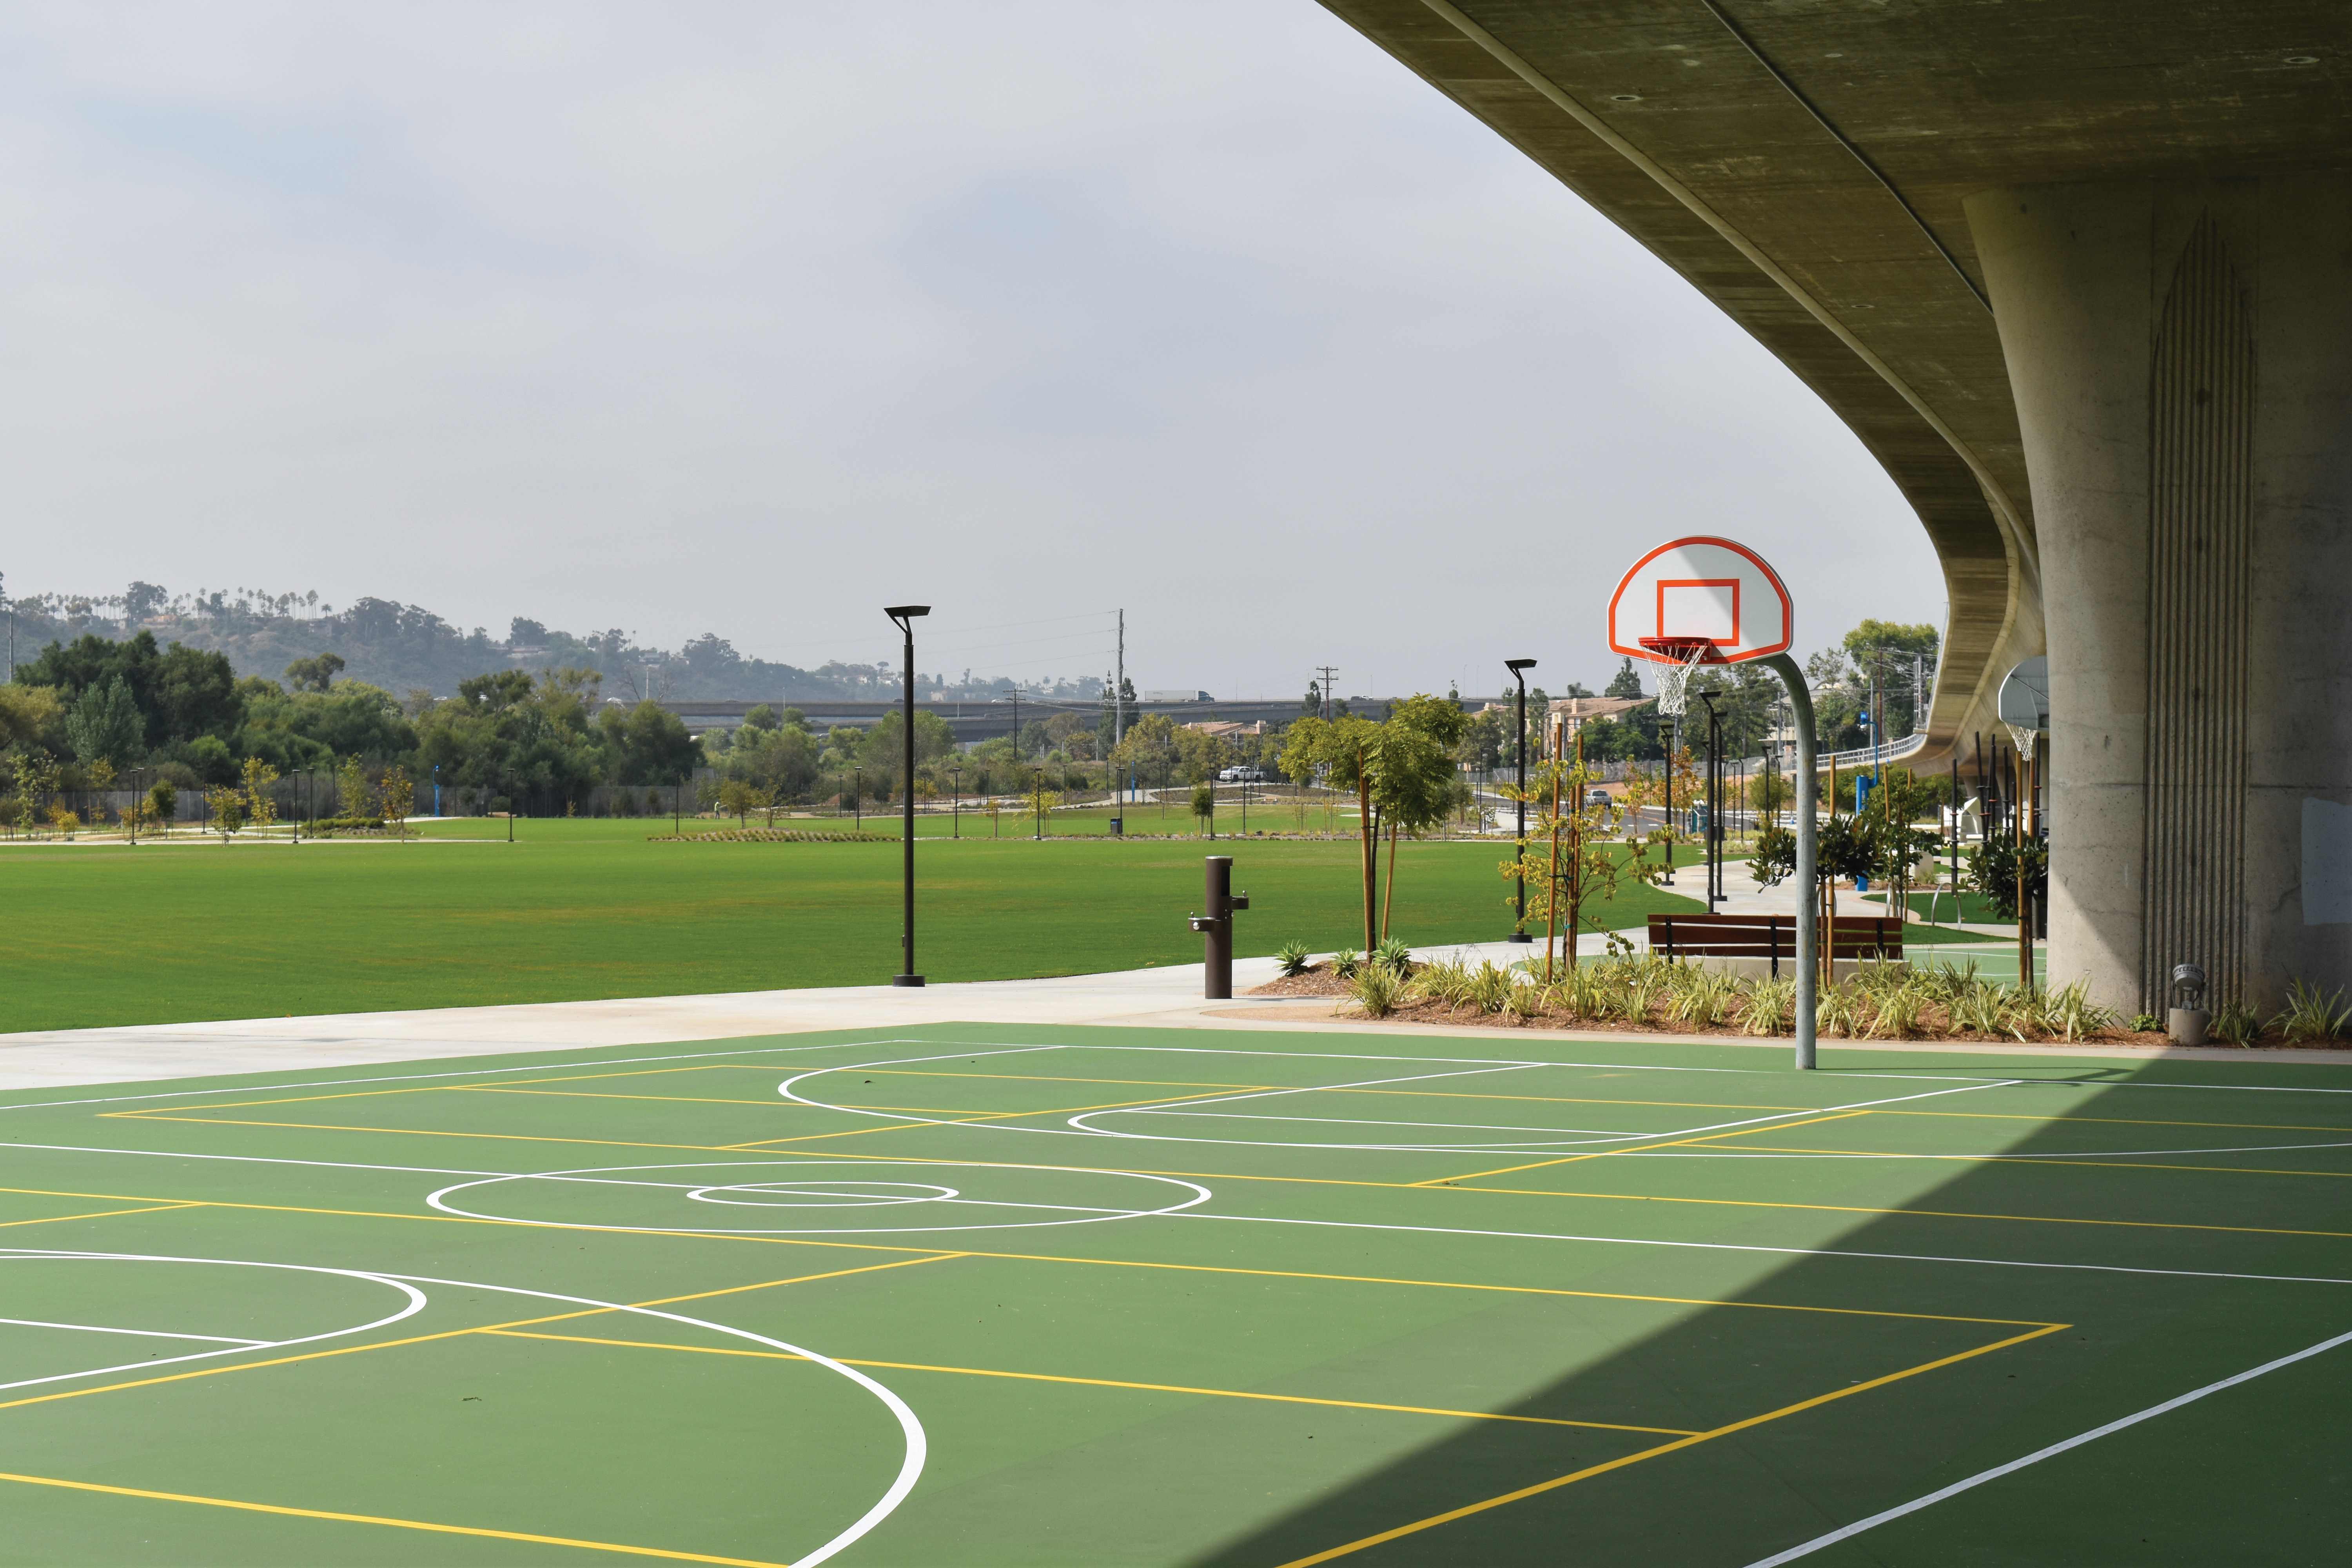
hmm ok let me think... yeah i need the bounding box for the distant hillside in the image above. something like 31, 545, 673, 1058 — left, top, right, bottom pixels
2, 583, 1098, 702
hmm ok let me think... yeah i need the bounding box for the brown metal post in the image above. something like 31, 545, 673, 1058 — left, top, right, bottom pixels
1197, 855, 1246, 1000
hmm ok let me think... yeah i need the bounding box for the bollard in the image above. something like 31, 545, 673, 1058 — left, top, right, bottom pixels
1188, 855, 1249, 999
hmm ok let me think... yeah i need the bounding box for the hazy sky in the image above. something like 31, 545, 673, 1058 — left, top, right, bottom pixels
0, 2, 1939, 699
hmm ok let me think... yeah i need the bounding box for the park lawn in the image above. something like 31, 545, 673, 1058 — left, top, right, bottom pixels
0, 829, 1704, 1033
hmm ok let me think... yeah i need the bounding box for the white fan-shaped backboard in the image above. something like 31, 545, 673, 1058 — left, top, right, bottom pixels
1997, 656, 2049, 732
1607, 537, 1793, 663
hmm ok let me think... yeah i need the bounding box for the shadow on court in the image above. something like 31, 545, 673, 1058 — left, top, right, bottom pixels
1187, 1053, 2352, 1568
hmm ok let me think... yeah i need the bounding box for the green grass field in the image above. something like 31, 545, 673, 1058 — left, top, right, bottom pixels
2, 1022, 2344, 1564
0, 826, 1710, 1034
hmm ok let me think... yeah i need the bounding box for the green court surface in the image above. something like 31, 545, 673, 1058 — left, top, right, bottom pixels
2, 1024, 2346, 1565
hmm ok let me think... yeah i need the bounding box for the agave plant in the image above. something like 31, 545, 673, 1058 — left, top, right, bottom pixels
1275, 941, 1311, 978
1330, 948, 1361, 980
1372, 935, 1415, 976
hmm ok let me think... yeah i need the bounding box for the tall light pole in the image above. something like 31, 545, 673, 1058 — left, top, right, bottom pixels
1505, 658, 1537, 942
884, 605, 929, 987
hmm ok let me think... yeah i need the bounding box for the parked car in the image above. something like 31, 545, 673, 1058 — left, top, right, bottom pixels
1586, 788, 1612, 806
1217, 766, 1270, 783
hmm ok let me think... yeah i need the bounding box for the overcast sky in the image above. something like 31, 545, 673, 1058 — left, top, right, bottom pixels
0, 2, 1940, 699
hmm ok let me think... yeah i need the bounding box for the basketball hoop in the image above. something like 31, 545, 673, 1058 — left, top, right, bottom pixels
1642, 636, 1722, 718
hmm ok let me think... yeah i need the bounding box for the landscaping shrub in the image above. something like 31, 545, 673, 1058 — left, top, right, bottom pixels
1350, 964, 1404, 1018
1276, 942, 1311, 978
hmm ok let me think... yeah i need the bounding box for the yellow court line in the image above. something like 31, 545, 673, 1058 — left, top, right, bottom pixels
0, 1470, 792, 1568
724, 1082, 1356, 1151
0, 1202, 202, 1229
488, 1330, 1701, 1437
101, 1114, 752, 1154
1879, 1109, 2352, 1134
0, 1254, 965, 1417
0, 1184, 2054, 1328
101, 1064, 753, 1115
1271, 1322, 2073, 1567
1729, 1143, 2352, 1179
462, 1087, 826, 1109
866, 1067, 1820, 1114
1444, 1182, 2352, 1242
1416, 1110, 1877, 1186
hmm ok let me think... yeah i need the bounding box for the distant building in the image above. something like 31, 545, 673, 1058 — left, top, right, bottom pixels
1141, 689, 1212, 703
1544, 695, 1651, 757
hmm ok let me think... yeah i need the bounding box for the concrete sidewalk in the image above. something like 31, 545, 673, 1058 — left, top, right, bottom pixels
0, 961, 1319, 1093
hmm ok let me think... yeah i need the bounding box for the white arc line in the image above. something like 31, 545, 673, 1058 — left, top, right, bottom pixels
9, 1248, 924, 1568
1744, 1325, 2352, 1566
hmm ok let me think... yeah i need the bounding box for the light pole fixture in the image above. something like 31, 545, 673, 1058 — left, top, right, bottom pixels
951, 764, 962, 839
885, 604, 929, 987
504, 769, 515, 843
1505, 658, 1537, 942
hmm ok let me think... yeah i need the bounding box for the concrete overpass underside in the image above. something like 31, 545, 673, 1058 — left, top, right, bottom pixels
1321, 1, 2352, 1011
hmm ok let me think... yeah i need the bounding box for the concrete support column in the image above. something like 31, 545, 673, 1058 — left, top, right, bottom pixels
1966, 177, 2352, 1013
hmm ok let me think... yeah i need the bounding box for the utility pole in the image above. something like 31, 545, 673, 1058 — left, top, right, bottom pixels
1115, 610, 1125, 750
1315, 665, 1338, 722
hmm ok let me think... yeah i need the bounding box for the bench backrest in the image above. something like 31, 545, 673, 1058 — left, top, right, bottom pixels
1646, 912, 1904, 960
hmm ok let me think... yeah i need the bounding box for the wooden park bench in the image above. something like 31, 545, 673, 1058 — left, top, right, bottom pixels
1646, 913, 1905, 977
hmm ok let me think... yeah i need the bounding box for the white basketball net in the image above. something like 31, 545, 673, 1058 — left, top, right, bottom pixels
2004, 723, 2039, 762
1654, 644, 1711, 718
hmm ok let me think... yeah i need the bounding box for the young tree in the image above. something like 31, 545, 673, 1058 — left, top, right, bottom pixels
206, 786, 247, 840
240, 757, 280, 829
336, 755, 377, 820
1501, 746, 1662, 976
1190, 780, 1216, 837
379, 764, 414, 836
148, 778, 178, 830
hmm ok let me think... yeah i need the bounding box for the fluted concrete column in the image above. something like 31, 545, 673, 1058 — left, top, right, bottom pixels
1966, 177, 2352, 1014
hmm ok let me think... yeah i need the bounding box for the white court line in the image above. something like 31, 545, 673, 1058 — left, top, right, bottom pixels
1745, 1324, 2352, 1566
1167, 1211, 2352, 1288
1116, 1109, 1642, 1135
1063, 1078, 2020, 1154
0, 1316, 263, 1346
0, 1034, 958, 1116
0, 1255, 426, 1395
787, 1047, 2025, 1154
1626, 1140, 2352, 1162
7, 1030, 2346, 1123
7, 1248, 922, 1568
0, 1142, 510, 1178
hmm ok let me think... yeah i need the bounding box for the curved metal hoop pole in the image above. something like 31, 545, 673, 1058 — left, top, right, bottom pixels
1760, 653, 1818, 1069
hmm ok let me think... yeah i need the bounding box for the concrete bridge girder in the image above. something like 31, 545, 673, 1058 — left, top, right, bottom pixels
1322, 0, 2352, 1009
